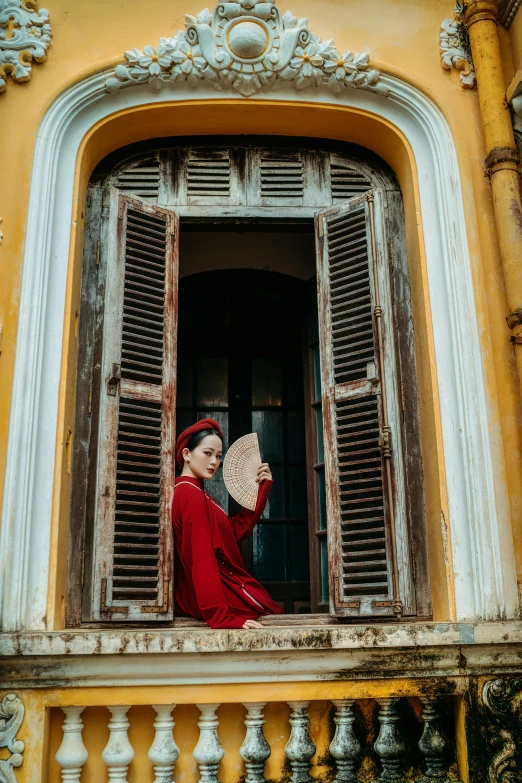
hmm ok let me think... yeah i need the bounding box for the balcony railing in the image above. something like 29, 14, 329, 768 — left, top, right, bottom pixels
53, 698, 462, 782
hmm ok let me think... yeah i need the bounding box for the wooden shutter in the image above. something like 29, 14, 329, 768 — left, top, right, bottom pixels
315, 190, 413, 618
90, 190, 178, 621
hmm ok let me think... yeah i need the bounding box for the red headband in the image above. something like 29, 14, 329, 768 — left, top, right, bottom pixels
175, 418, 224, 469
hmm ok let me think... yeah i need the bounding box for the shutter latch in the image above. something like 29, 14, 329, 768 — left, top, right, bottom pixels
107, 363, 121, 396
378, 426, 392, 458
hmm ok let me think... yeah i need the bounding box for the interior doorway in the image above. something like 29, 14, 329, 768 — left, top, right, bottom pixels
176, 226, 316, 613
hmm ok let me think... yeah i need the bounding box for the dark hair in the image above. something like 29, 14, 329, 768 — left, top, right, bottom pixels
186, 428, 224, 453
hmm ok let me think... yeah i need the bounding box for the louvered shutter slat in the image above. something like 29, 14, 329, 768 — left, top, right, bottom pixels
90, 191, 178, 621
114, 158, 161, 201
186, 149, 231, 203
316, 190, 412, 618
260, 149, 304, 205
329, 154, 373, 202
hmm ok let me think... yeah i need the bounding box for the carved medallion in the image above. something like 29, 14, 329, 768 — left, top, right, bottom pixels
106, 0, 388, 98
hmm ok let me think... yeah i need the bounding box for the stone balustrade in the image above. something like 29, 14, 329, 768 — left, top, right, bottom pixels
54, 698, 462, 782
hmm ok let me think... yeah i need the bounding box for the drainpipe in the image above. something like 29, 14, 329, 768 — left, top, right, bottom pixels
463, 1, 522, 373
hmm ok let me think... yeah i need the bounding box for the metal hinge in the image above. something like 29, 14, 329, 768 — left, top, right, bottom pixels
333, 576, 360, 609
81, 550, 85, 590
100, 578, 129, 615
141, 580, 170, 613
411, 548, 416, 583
95, 239, 101, 267
118, 200, 125, 220
378, 426, 392, 458
401, 382, 406, 414
88, 383, 93, 415
107, 363, 121, 396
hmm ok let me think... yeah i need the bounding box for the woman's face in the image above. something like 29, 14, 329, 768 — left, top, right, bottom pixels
182, 434, 223, 480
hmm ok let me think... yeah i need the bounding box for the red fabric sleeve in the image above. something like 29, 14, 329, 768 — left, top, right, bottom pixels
177, 486, 245, 629
228, 479, 273, 543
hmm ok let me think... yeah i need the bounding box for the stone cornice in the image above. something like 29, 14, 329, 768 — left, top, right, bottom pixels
4, 621, 522, 657
2, 622, 522, 691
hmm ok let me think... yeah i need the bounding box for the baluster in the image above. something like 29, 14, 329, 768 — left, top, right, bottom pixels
240, 702, 271, 783
417, 697, 458, 782
102, 706, 135, 783
194, 703, 224, 783
148, 704, 179, 783
329, 700, 360, 783
55, 707, 88, 782
285, 701, 316, 783
374, 699, 407, 782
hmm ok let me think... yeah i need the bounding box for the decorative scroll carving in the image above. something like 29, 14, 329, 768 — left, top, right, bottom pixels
0, 0, 52, 93
105, 0, 388, 98
439, 16, 476, 89
0, 694, 25, 783
482, 678, 522, 783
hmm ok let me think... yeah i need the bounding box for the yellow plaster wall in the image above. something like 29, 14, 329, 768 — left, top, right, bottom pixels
0, 0, 521, 629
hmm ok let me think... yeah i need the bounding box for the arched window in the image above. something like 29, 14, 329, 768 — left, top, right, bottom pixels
67, 137, 429, 626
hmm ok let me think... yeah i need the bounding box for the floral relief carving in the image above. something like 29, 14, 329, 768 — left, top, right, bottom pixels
0, 694, 25, 783
439, 15, 476, 89
106, 0, 388, 98
0, 0, 51, 93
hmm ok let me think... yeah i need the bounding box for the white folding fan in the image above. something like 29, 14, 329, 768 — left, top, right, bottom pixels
223, 432, 262, 511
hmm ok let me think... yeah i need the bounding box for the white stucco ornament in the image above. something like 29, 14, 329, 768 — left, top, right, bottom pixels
0, 0, 52, 93
440, 16, 476, 89
106, 0, 388, 97
0, 693, 25, 783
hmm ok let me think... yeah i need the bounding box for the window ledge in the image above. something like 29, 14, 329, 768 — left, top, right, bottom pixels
2, 620, 521, 656
2, 621, 522, 689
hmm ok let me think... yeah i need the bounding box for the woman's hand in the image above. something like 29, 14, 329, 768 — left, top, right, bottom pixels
256, 463, 272, 483
242, 619, 264, 629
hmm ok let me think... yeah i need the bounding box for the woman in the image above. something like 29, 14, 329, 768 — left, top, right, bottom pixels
172, 418, 282, 629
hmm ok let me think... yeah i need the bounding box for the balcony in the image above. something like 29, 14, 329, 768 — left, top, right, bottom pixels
3, 621, 522, 781
51, 698, 461, 782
